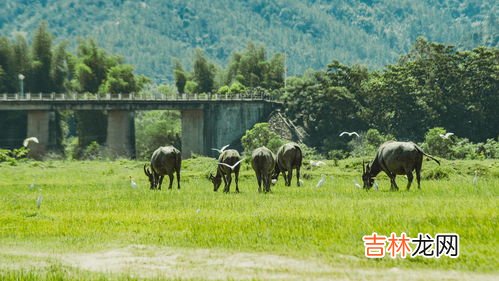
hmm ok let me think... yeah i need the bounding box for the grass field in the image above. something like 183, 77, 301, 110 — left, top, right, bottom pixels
0, 157, 497, 280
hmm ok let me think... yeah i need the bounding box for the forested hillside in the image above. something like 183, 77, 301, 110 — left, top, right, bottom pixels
0, 0, 496, 80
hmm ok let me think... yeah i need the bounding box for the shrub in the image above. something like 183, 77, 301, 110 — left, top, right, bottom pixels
241, 122, 284, 155
348, 129, 395, 157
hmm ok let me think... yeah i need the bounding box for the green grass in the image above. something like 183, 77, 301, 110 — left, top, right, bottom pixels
0, 158, 498, 280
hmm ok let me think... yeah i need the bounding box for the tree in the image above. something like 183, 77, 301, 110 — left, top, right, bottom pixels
173, 60, 187, 94
101, 64, 137, 94
241, 122, 284, 155
12, 34, 32, 92
31, 22, 53, 93
192, 48, 215, 93
0, 36, 15, 93
51, 41, 69, 93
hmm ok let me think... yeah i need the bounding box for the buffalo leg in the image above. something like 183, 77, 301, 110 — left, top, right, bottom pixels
167, 174, 173, 189
415, 161, 422, 189
287, 168, 293, 187
296, 167, 301, 187
157, 175, 163, 190
235, 170, 240, 193
257, 173, 263, 193
389, 174, 398, 191
406, 172, 414, 191
281, 171, 287, 185
176, 169, 181, 189
225, 174, 232, 193
265, 174, 272, 193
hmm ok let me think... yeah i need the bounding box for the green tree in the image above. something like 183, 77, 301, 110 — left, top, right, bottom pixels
173, 60, 187, 94
50, 41, 69, 93
101, 64, 137, 94
241, 122, 284, 155
12, 34, 32, 92
192, 49, 215, 93
0, 36, 15, 93
31, 22, 53, 93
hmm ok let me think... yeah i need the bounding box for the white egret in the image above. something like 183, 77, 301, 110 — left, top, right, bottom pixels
339, 131, 360, 138
310, 160, 326, 167
36, 194, 43, 209
316, 175, 326, 188
211, 144, 230, 154
439, 132, 454, 139
23, 137, 39, 147
353, 179, 362, 189
473, 170, 478, 186
129, 176, 138, 189
218, 159, 244, 171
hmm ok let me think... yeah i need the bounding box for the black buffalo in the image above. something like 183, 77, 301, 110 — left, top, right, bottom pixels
251, 146, 276, 193
210, 149, 243, 193
362, 141, 440, 191
272, 142, 302, 186
144, 146, 182, 190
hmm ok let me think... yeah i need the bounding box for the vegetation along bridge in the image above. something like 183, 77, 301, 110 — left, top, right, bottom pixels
0, 92, 281, 159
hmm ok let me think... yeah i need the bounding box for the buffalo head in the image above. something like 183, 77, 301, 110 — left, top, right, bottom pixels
144, 164, 155, 189
209, 173, 222, 192
362, 161, 375, 189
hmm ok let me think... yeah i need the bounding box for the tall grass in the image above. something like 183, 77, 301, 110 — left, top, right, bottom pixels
0, 158, 497, 279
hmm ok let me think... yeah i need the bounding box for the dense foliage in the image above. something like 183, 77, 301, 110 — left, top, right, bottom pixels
283, 38, 498, 153
0, 0, 496, 81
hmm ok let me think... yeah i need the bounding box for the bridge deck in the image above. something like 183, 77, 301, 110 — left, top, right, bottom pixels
0, 92, 281, 110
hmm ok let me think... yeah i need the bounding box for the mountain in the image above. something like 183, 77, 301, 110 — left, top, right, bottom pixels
0, 0, 497, 81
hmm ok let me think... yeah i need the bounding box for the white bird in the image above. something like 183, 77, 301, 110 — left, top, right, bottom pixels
271, 179, 277, 184
218, 159, 244, 171
211, 144, 230, 154
310, 160, 326, 167
473, 170, 478, 186
339, 131, 360, 137
29, 182, 35, 190
23, 137, 39, 147
353, 179, 362, 189
299, 179, 304, 186
129, 176, 138, 189
316, 175, 326, 188
439, 132, 454, 139
36, 194, 43, 209
373, 181, 379, 191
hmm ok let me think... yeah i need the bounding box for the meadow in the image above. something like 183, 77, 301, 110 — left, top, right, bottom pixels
0, 157, 497, 280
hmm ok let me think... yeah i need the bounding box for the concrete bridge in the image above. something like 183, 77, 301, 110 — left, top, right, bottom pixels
0, 92, 281, 159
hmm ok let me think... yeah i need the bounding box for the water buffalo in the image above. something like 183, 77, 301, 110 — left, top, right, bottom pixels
362, 141, 440, 191
209, 149, 243, 193
144, 146, 181, 190
251, 146, 276, 193
272, 142, 302, 186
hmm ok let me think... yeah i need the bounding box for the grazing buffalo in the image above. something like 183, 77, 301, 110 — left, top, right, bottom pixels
210, 149, 243, 193
144, 146, 181, 190
251, 146, 276, 193
272, 142, 302, 186
362, 141, 440, 191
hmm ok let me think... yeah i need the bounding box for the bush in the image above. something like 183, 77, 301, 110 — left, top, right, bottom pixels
348, 129, 395, 157
81, 141, 102, 160
422, 127, 453, 158
241, 122, 284, 155
135, 111, 181, 160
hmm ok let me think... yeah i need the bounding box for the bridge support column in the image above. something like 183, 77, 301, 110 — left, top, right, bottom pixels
106, 110, 135, 158
181, 109, 204, 159
26, 111, 50, 159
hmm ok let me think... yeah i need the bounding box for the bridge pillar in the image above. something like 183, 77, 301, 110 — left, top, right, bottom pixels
26, 111, 50, 159
181, 109, 204, 158
106, 110, 135, 158
204, 102, 276, 157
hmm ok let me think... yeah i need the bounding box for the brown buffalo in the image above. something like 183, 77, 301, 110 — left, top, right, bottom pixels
251, 146, 276, 193
144, 146, 182, 190
210, 149, 243, 193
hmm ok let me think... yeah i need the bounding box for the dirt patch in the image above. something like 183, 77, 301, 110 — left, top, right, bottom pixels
1, 245, 497, 281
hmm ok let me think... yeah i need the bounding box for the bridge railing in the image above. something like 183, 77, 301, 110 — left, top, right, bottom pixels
0, 91, 278, 102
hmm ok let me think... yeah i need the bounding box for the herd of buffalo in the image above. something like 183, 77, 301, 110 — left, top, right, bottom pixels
143, 141, 440, 192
